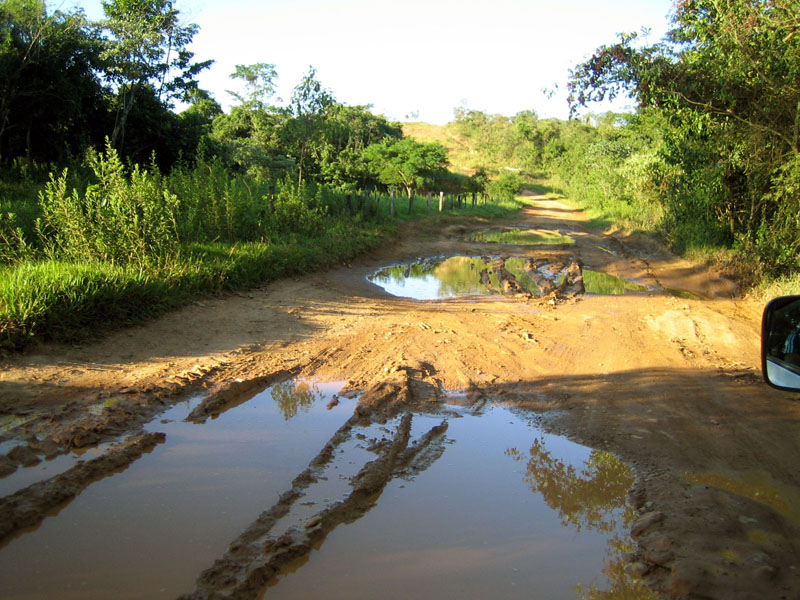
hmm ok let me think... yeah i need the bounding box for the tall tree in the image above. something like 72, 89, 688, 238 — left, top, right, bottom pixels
0, 0, 104, 162
568, 0, 800, 274
211, 63, 292, 180
285, 66, 335, 184
228, 62, 278, 108
315, 105, 402, 189
364, 137, 449, 198
100, 0, 211, 150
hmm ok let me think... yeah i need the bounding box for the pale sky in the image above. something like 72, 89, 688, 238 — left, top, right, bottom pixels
69, 0, 676, 123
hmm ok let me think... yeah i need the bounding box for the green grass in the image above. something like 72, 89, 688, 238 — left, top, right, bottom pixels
583, 269, 648, 295
520, 182, 562, 197
0, 191, 525, 349
0, 145, 530, 350
0, 219, 390, 349
467, 228, 574, 245
752, 274, 800, 302
381, 192, 527, 221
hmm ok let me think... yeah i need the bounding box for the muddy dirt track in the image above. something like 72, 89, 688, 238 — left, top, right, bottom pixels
1, 195, 800, 599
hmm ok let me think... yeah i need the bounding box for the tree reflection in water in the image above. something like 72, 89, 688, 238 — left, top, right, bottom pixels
369, 257, 501, 298
507, 439, 655, 599
432, 256, 499, 296
271, 380, 320, 420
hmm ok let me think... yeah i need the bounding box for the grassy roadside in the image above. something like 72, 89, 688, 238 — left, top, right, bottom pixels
0, 225, 386, 349
0, 173, 526, 351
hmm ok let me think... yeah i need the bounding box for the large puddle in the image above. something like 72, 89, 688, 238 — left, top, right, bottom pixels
0, 380, 354, 599
0, 381, 647, 599
369, 256, 648, 300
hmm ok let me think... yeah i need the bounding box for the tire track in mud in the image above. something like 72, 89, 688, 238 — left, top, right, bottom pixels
182, 374, 451, 600
0, 197, 777, 599
0, 431, 165, 544
0, 346, 344, 547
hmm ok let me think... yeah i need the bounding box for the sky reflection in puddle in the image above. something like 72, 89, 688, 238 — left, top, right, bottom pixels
0, 379, 353, 599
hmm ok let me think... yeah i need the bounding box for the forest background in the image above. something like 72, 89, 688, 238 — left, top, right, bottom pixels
0, 0, 798, 350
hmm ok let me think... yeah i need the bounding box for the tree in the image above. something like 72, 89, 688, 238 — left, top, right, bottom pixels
284, 66, 335, 184
364, 137, 449, 198
100, 0, 211, 150
315, 104, 402, 189
210, 63, 292, 180
228, 62, 278, 108
0, 0, 105, 163
568, 0, 800, 275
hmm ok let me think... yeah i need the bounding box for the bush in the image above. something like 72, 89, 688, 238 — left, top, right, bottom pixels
37, 146, 180, 266
487, 171, 521, 202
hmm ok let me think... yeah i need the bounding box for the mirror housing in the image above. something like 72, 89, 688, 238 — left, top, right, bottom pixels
762, 295, 800, 391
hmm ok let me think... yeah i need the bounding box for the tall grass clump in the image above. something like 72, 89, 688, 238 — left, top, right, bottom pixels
168, 160, 270, 242
37, 146, 179, 266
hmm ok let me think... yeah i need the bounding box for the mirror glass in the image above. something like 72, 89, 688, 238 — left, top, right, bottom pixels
763, 295, 800, 390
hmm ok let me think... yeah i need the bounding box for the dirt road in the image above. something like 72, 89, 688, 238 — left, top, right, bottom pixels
1, 195, 799, 599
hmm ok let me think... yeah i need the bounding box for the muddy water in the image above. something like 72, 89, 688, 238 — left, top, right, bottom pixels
264, 404, 640, 600
0, 383, 642, 599
369, 256, 648, 300
0, 380, 354, 600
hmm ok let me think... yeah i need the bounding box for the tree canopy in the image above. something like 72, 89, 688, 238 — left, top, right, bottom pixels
0, 0, 105, 162
568, 0, 800, 275
363, 137, 448, 197
100, 0, 211, 149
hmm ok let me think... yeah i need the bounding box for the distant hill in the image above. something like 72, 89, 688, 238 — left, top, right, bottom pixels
401, 122, 476, 175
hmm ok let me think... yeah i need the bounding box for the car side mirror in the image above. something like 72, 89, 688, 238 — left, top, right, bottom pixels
762, 295, 800, 391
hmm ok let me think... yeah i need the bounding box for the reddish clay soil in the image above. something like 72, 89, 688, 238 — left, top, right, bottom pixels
1, 195, 799, 599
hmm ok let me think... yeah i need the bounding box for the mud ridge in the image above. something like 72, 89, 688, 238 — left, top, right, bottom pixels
0, 363, 222, 477
183, 388, 451, 599
187, 369, 297, 424
0, 431, 165, 544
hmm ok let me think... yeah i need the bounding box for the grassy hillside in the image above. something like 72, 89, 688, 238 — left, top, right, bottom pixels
401, 123, 477, 175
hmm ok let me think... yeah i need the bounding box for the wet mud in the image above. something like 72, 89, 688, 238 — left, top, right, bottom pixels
179, 370, 642, 600
182, 402, 450, 599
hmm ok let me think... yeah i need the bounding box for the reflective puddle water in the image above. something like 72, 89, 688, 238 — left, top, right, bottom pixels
0, 380, 354, 600
584, 269, 648, 295
0, 383, 646, 599
369, 256, 648, 300
263, 403, 645, 600
369, 256, 504, 299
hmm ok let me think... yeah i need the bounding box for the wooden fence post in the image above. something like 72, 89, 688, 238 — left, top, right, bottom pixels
438, 191, 444, 212
408, 189, 415, 214
472, 191, 477, 208
390, 189, 397, 217
426, 191, 432, 213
